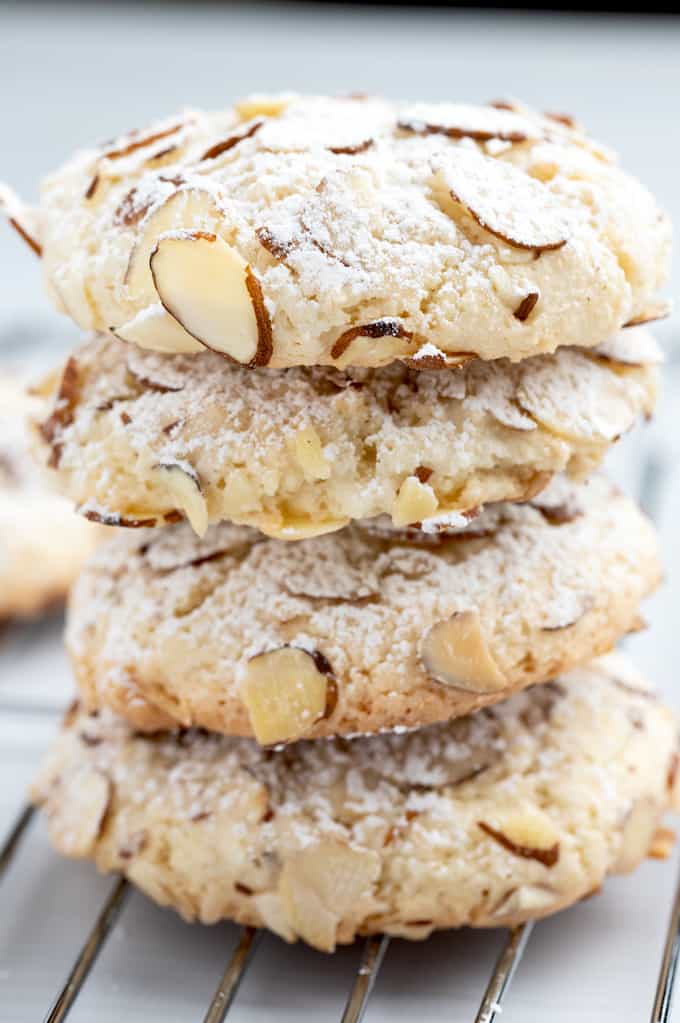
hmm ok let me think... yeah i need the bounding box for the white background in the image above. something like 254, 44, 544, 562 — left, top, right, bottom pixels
0, 4, 679, 1020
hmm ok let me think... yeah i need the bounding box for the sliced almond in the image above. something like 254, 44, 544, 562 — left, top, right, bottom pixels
431, 151, 570, 252
591, 328, 663, 368
398, 102, 538, 143
83, 173, 101, 201
492, 884, 557, 920
125, 187, 224, 304
151, 461, 208, 536
421, 610, 506, 693
488, 99, 518, 112
331, 319, 415, 365
516, 353, 636, 443
615, 798, 660, 873
256, 224, 298, 262
257, 515, 349, 542
240, 647, 333, 745
420, 507, 487, 535
279, 841, 380, 951
47, 767, 111, 858
112, 303, 204, 354
85, 123, 187, 202
544, 110, 578, 128
102, 122, 184, 163
0, 182, 43, 257
150, 231, 273, 367
478, 811, 560, 867
235, 95, 290, 121
623, 300, 672, 329
293, 426, 330, 480
199, 120, 263, 162
39, 356, 79, 467
145, 144, 180, 167
113, 187, 154, 228
328, 139, 373, 155
81, 506, 157, 528
513, 291, 540, 322
487, 401, 536, 432
392, 476, 439, 527
256, 100, 381, 154
401, 343, 475, 371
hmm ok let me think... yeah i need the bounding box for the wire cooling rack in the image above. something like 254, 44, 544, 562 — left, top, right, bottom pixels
1, 797, 680, 1023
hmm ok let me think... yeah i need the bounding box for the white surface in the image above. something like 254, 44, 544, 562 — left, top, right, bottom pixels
0, 4, 679, 1021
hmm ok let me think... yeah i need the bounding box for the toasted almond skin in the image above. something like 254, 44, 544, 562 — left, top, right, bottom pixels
0, 183, 43, 256
478, 811, 561, 867
150, 232, 273, 367
151, 461, 208, 537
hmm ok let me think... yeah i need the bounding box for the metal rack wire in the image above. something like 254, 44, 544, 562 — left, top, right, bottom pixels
1, 796, 679, 1023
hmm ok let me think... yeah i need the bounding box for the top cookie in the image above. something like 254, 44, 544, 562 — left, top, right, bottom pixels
12, 95, 671, 368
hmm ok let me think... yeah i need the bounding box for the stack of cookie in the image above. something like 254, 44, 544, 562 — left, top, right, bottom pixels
5, 95, 677, 950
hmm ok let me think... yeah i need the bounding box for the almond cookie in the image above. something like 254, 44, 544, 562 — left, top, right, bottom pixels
66, 477, 660, 743
34, 329, 658, 540
32, 655, 679, 950
4, 95, 670, 368
0, 375, 100, 620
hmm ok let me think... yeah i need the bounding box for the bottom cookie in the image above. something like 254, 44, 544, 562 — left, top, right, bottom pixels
33, 655, 678, 952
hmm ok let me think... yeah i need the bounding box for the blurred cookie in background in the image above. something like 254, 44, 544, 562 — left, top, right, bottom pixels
0, 373, 100, 622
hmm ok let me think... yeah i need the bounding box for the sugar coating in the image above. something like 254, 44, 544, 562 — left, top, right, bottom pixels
32, 654, 679, 949
0, 375, 100, 620
66, 476, 660, 739
35, 330, 658, 538
37, 95, 670, 368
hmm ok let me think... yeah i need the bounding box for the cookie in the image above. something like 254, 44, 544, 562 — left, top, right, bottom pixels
0, 375, 100, 620
6, 95, 669, 369
34, 329, 658, 540
32, 655, 679, 950
66, 476, 660, 743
